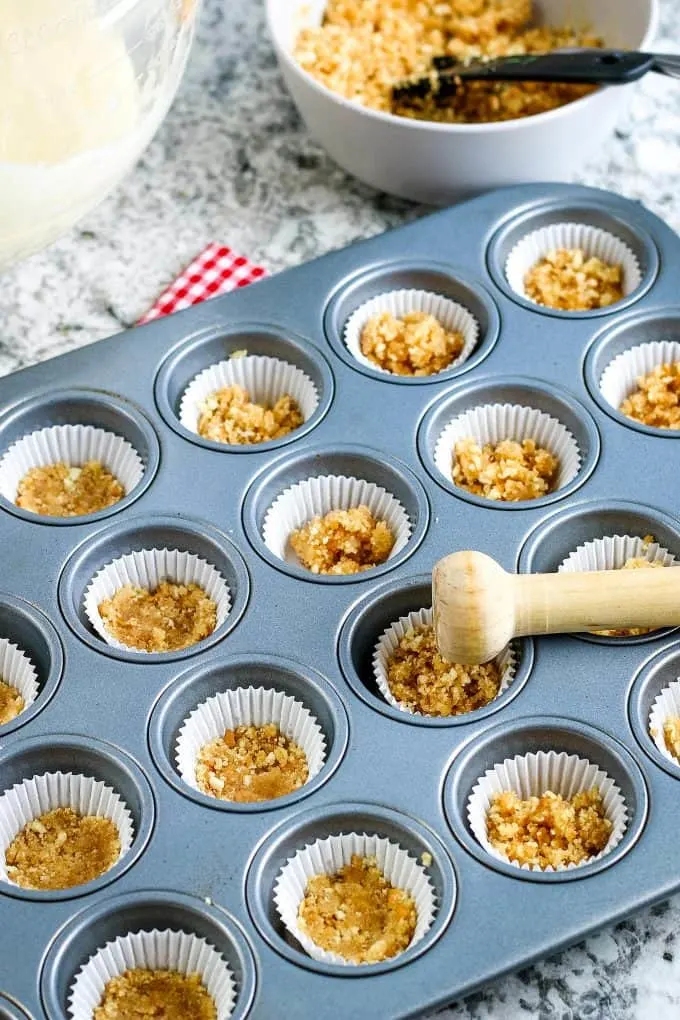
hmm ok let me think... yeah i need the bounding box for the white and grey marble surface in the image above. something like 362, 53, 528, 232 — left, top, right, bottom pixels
4, 1, 680, 1017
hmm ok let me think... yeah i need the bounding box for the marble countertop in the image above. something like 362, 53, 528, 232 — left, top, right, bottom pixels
4, 1, 680, 1017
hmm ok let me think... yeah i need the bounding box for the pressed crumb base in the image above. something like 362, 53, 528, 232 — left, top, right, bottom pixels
5, 807, 121, 890
453, 437, 558, 502
290, 505, 395, 575
196, 723, 309, 803
98, 582, 217, 653
0, 679, 25, 725
386, 623, 502, 716
662, 716, 680, 761
619, 362, 680, 430
486, 788, 612, 870
197, 383, 304, 445
359, 311, 464, 376
298, 854, 417, 964
15, 461, 125, 517
592, 550, 666, 637
94, 968, 216, 1020
523, 249, 624, 311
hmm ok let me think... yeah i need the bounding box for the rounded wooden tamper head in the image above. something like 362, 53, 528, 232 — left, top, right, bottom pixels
433, 551, 515, 665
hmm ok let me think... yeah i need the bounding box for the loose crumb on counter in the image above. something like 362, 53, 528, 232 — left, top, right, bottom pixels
662, 716, 680, 762
196, 723, 309, 803
486, 787, 611, 870
197, 384, 303, 444
94, 968, 216, 1020
290, 505, 395, 574
0, 679, 24, 725
98, 581, 217, 652
619, 362, 680, 430
16, 460, 125, 517
298, 853, 417, 963
453, 437, 558, 501
523, 249, 624, 311
360, 311, 464, 376
5, 807, 120, 890
386, 623, 501, 715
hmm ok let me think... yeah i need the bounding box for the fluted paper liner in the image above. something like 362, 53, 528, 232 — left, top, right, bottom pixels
0, 424, 144, 509
175, 685, 327, 796
372, 607, 516, 716
505, 222, 641, 305
262, 475, 412, 567
599, 340, 680, 422
274, 832, 437, 965
649, 679, 680, 766
434, 403, 581, 494
343, 289, 479, 375
0, 771, 134, 887
467, 749, 627, 873
559, 534, 677, 573
68, 928, 236, 1020
0, 638, 39, 721
179, 354, 319, 437
84, 547, 231, 652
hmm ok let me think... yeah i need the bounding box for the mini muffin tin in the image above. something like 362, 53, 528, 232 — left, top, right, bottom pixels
2, 183, 680, 1018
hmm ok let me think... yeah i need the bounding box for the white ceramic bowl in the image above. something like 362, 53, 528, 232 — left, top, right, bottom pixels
266, 0, 658, 204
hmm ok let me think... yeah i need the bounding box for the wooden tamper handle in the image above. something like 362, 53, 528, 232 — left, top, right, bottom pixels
433, 550, 680, 665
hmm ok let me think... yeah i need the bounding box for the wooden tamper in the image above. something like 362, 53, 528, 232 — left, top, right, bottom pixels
433, 550, 680, 665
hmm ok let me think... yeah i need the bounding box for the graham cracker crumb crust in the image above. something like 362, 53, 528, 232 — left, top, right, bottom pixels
98, 581, 217, 653
196, 723, 309, 803
0, 679, 25, 725
16, 461, 124, 517
619, 362, 680, 430
94, 968, 216, 1020
360, 311, 464, 376
662, 717, 680, 762
198, 383, 303, 444
523, 249, 624, 311
6, 807, 120, 890
290, 505, 395, 575
453, 437, 558, 501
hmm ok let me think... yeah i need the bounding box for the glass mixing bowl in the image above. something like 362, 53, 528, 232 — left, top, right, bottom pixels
1, 0, 199, 270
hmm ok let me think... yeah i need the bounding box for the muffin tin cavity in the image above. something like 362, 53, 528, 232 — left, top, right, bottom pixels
417, 377, 599, 508
0, 735, 154, 902
0, 596, 63, 736
40, 891, 257, 1020
0, 390, 159, 524
629, 644, 680, 779
585, 308, 680, 437
323, 262, 500, 383
148, 655, 349, 812
154, 324, 334, 451
487, 200, 658, 317
245, 803, 456, 975
519, 500, 680, 646
242, 445, 429, 583
443, 717, 648, 883
58, 515, 250, 662
338, 575, 533, 726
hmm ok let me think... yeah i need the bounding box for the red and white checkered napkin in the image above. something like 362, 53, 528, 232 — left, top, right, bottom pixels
138, 243, 268, 324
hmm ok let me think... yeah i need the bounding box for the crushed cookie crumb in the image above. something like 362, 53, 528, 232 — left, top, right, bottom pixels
360, 311, 464, 376
662, 717, 680, 762
523, 248, 624, 311
453, 437, 558, 501
290, 505, 395, 574
98, 582, 217, 652
619, 362, 680, 430
486, 787, 611, 870
298, 854, 417, 963
196, 723, 309, 803
94, 968, 216, 1020
5, 807, 120, 890
197, 384, 303, 445
0, 679, 25, 725
16, 460, 124, 517
387, 623, 501, 715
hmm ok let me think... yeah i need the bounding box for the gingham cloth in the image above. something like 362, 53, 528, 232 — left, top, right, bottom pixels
138, 243, 267, 323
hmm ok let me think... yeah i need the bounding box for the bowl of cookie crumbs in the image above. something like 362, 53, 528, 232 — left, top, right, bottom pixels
266, 0, 658, 203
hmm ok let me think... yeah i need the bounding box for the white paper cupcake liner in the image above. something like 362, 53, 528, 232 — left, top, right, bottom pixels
649, 679, 680, 766
343, 289, 479, 375
83, 547, 231, 652
505, 222, 641, 304
434, 403, 581, 493
599, 340, 680, 418
175, 685, 327, 796
0, 638, 39, 721
178, 355, 319, 437
274, 832, 437, 966
0, 424, 144, 507
559, 534, 677, 573
0, 771, 134, 887
372, 607, 516, 716
467, 749, 628, 873
262, 475, 412, 567
68, 928, 236, 1020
